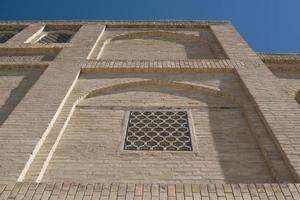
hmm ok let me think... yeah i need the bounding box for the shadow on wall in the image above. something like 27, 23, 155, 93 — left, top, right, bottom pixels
296, 90, 300, 105
0, 69, 43, 126
101, 31, 227, 60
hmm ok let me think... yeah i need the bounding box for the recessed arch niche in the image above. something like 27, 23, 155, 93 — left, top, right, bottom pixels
43, 79, 274, 183
99, 30, 227, 60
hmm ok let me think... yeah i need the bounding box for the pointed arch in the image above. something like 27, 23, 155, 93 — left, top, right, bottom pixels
99, 30, 226, 59
77, 79, 238, 106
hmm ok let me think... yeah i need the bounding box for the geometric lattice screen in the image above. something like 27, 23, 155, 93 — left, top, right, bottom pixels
124, 110, 192, 151
38, 32, 73, 44
0, 32, 16, 43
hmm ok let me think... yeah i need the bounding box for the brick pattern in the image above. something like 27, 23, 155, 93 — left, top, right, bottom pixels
1, 182, 300, 200
0, 55, 54, 62
35, 73, 289, 183
258, 53, 300, 64
0, 68, 44, 181
0, 21, 299, 185
80, 59, 236, 73
93, 28, 227, 60
0, 48, 60, 64
0, 24, 105, 182
212, 24, 300, 181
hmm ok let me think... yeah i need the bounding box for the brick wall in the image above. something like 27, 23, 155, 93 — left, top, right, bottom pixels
0, 21, 298, 186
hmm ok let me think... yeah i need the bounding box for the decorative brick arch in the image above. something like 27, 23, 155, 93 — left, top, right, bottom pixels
99, 31, 226, 59
79, 79, 238, 106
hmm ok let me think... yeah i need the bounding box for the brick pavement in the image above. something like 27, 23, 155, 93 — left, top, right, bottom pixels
1, 182, 300, 200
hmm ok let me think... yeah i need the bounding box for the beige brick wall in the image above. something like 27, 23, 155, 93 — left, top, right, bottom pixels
264, 63, 300, 104
0, 21, 298, 185
39, 72, 291, 183
0, 68, 43, 181
91, 27, 226, 60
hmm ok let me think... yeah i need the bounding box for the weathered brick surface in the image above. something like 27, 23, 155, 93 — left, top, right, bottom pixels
0, 24, 105, 182
0, 21, 299, 185
25, 72, 291, 183
0, 68, 44, 181
80, 59, 235, 73
92, 28, 226, 60
212, 24, 300, 180
258, 53, 300, 64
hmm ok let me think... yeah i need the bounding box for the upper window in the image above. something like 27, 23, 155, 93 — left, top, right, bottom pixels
38, 30, 75, 44
27, 25, 81, 44
0, 31, 18, 43
0, 25, 25, 43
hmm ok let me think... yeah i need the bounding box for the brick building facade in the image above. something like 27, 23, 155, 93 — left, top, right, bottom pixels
0, 21, 300, 199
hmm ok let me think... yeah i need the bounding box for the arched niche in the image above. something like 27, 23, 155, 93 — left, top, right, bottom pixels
44, 79, 274, 183
99, 31, 226, 60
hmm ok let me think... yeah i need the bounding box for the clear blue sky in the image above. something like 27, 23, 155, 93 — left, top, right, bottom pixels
0, 0, 299, 53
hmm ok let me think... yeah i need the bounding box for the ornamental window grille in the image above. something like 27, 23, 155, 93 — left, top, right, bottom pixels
38, 30, 75, 44
124, 110, 192, 151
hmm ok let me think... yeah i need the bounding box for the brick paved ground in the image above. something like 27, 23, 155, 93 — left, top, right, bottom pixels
2, 182, 300, 200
